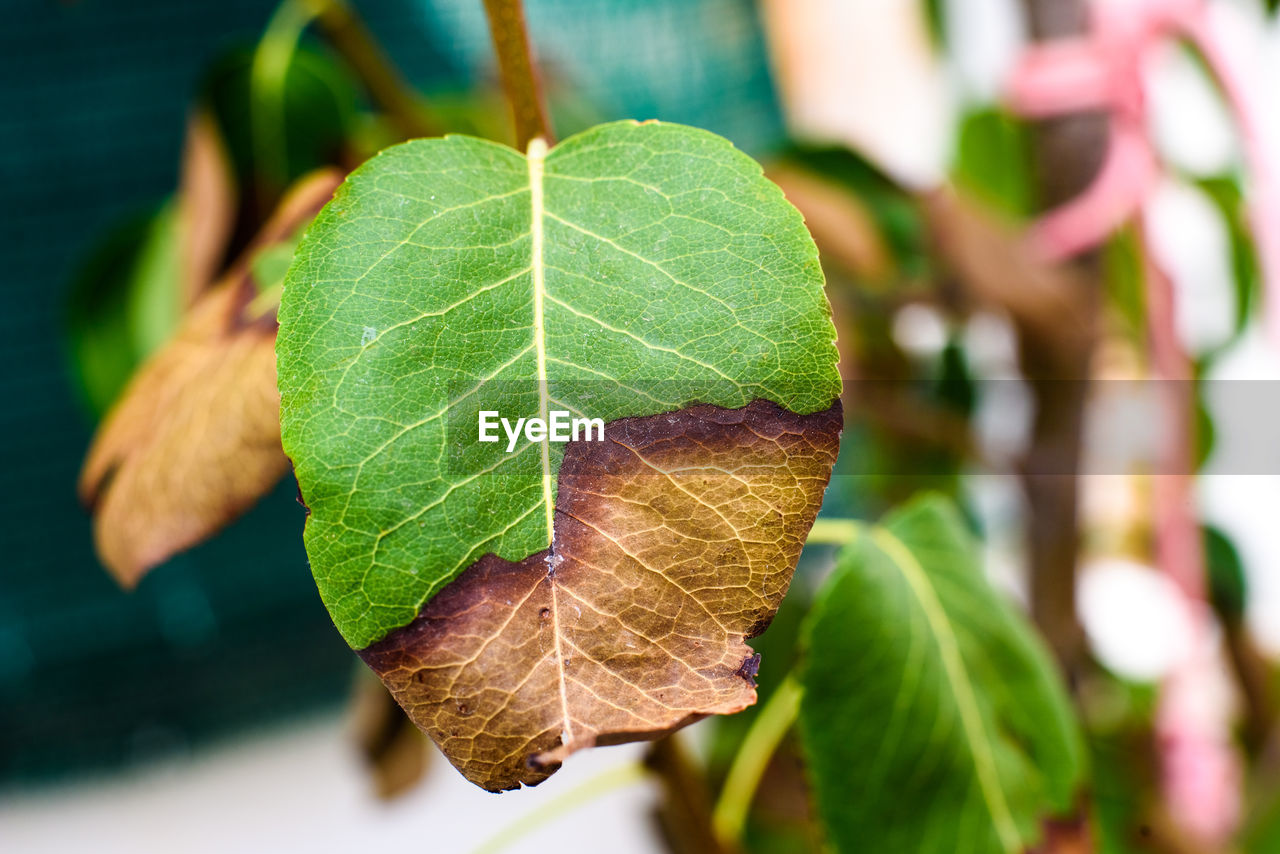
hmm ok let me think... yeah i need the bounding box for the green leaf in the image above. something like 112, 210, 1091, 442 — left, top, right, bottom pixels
1203, 524, 1248, 622
125, 200, 183, 357
922, 0, 947, 49
201, 41, 358, 199
953, 108, 1034, 219
1195, 176, 1260, 350
279, 120, 843, 789
65, 202, 183, 416
797, 495, 1086, 853
1245, 794, 1280, 854
278, 120, 841, 645
1102, 226, 1147, 337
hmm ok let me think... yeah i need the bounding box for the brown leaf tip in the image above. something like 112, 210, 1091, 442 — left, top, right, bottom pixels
361, 398, 842, 791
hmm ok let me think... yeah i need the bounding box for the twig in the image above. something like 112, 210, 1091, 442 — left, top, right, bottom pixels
1016, 0, 1107, 686
482, 0, 554, 149
471, 762, 647, 854
303, 0, 439, 139
250, 0, 319, 206
806, 518, 861, 547
645, 735, 738, 854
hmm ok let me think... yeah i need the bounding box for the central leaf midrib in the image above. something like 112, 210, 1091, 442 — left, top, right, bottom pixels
526, 138, 554, 542
526, 136, 576, 747
871, 528, 1021, 853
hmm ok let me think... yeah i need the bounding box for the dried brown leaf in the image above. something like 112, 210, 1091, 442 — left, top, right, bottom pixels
349, 669, 433, 799
360, 400, 842, 791
79, 170, 343, 586
926, 189, 1092, 349
177, 108, 238, 305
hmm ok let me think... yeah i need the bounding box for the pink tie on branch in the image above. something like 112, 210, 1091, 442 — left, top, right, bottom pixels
1029, 123, 1159, 260
1156, 619, 1243, 848
1007, 1, 1261, 844
1005, 0, 1280, 332
1180, 8, 1280, 339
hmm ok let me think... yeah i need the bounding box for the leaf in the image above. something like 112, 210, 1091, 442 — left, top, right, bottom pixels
1245, 792, 1280, 854
277, 120, 843, 789
952, 109, 1035, 219
797, 496, 1086, 854
1202, 524, 1247, 622
348, 669, 433, 799
67, 110, 238, 417
79, 170, 342, 586
124, 201, 184, 359
65, 204, 181, 417
176, 107, 238, 306
202, 43, 358, 199
1195, 176, 1260, 352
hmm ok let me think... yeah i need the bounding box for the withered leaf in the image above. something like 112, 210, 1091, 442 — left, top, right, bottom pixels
177, 108, 238, 306
361, 401, 841, 790
348, 669, 433, 799
926, 190, 1091, 349
360, 404, 839, 793
277, 122, 843, 789
79, 170, 342, 587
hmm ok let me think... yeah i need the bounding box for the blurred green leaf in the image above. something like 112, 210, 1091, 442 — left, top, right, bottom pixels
935, 336, 976, 416
1196, 176, 1260, 350
1193, 378, 1216, 470
1084, 687, 1160, 854
798, 495, 1086, 853
1203, 524, 1248, 622
249, 230, 303, 294
953, 109, 1034, 219
1103, 227, 1147, 337
126, 201, 182, 357
201, 41, 359, 203
922, 0, 947, 48
65, 202, 182, 417
1245, 799, 1280, 853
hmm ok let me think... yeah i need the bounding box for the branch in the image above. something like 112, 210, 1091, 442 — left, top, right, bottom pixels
805, 518, 861, 547
1015, 0, 1108, 686
472, 763, 646, 854
482, 0, 554, 149
303, 0, 439, 139
645, 735, 739, 854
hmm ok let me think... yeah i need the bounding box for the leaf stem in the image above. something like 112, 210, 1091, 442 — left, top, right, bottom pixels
711, 674, 803, 848
470, 762, 647, 854
805, 518, 861, 546
482, 0, 554, 149
302, 0, 440, 139
251, 0, 319, 203
646, 735, 738, 854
